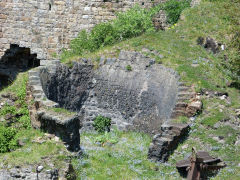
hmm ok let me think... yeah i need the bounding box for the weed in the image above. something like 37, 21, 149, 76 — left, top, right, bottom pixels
95, 132, 119, 146
126, 65, 132, 71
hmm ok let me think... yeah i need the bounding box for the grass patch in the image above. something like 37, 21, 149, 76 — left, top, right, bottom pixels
49, 107, 76, 116
73, 130, 181, 179
0, 73, 70, 169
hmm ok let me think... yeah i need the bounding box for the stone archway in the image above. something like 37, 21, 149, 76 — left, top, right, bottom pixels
0, 44, 40, 90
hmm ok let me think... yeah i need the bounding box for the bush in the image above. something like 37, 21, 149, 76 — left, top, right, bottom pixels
93, 116, 111, 133
126, 65, 132, 71
61, 5, 160, 60
0, 125, 17, 153
0, 105, 17, 116
113, 5, 156, 40
164, 0, 191, 24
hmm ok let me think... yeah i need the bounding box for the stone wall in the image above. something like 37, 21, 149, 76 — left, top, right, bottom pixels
40, 51, 180, 134
0, 0, 166, 60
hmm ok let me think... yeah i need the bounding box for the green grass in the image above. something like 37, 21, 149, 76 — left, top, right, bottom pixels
0, 73, 70, 170
0, 129, 70, 169
49, 107, 76, 116
73, 126, 240, 179
73, 130, 182, 179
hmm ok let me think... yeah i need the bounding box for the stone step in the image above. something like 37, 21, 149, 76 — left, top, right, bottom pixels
28, 70, 40, 76
171, 110, 186, 118
173, 107, 185, 112
178, 87, 191, 91
29, 75, 40, 81
161, 134, 174, 140
29, 80, 41, 86
175, 102, 188, 108
33, 93, 43, 99
177, 97, 190, 101
32, 85, 43, 94
42, 100, 59, 108
177, 91, 195, 98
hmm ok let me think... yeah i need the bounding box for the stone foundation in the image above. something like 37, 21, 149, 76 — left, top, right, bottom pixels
38, 51, 180, 134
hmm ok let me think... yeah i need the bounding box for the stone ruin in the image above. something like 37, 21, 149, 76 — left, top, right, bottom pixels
0, 0, 202, 164
0, 0, 167, 60
26, 50, 201, 163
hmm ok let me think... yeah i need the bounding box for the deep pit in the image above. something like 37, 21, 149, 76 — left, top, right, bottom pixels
39, 51, 180, 134
0, 44, 40, 90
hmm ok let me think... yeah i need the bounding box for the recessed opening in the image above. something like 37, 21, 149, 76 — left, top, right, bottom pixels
0, 44, 40, 89
0, 74, 11, 90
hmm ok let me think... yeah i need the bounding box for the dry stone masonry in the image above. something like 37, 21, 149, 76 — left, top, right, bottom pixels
0, 0, 167, 60
40, 51, 180, 134
27, 51, 201, 161
148, 123, 189, 162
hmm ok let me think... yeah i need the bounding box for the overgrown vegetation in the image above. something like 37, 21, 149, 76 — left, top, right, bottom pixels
0, 73, 30, 153
164, 0, 191, 24
61, 5, 161, 62
0, 73, 70, 170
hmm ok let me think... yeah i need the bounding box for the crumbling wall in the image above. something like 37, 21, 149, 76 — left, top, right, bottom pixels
40, 51, 180, 134
0, 0, 166, 60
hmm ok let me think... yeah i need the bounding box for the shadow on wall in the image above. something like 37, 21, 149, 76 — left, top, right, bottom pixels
0, 44, 40, 90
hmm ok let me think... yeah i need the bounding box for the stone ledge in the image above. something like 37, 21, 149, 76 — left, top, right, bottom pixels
37, 109, 81, 152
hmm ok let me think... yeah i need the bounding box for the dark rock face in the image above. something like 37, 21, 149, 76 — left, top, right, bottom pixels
197, 37, 222, 54
148, 123, 190, 162
40, 64, 93, 111
40, 51, 180, 134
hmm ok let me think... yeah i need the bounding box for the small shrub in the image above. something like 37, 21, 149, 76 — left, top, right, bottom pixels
0, 125, 17, 153
164, 0, 191, 25
113, 5, 156, 40
93, 116, 111, 133
126, 65, 132, 71
0, 105, 17, 116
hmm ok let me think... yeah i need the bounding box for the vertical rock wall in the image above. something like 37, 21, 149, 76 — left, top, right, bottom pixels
40, 51, 180, 134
